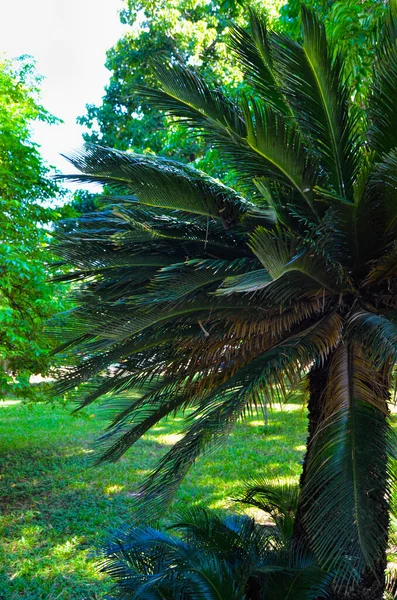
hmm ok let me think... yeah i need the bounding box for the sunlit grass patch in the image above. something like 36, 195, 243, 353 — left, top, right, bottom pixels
0, 398, 307, 599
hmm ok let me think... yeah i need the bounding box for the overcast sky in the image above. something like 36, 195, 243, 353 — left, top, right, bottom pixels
0, 0, 126, 176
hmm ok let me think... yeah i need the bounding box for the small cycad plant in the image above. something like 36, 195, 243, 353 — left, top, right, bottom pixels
99, 481, 332, 600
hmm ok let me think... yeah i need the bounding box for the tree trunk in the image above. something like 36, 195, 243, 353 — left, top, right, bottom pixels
293, 361, 329, 544
294, 362, 389, 600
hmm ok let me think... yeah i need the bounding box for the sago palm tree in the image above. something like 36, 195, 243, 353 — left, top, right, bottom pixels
54, 4, 397, 598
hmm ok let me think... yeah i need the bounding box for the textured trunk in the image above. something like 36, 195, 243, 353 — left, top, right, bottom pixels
293, 362, 329, 544
294, 362, 389, 600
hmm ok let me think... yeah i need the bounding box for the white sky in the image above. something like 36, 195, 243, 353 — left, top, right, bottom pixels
0, 0, 126, 181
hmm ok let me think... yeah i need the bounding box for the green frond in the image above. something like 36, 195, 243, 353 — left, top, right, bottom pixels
237, 478, 299, 542
241, 97, 319, 221
271, 6, 361, 200
101, 506, 332, 600
249, 228, 297, 279
257, 554, 332, 600
347, 310, 397, 367
255, 271, 325, 307
94, 383, 189, 464
145, 59, 247, 137
215, 268, 271, 295
59, 296, 240, 344
170, 507, 269, 561
138, 62, 321, 209
361, 149, 397, 243
61, 144, 259, 228
302, 343, 395, 589
145, 258, 259, 304
53, 336, 172, 397
101, 520, 243, 600
249, 227, 347, 294
229, 9, 289, 112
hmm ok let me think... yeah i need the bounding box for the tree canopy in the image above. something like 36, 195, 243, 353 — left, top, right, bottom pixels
78, 0, 387, 188
78, 0, 284, 188
0, 57, 63, 398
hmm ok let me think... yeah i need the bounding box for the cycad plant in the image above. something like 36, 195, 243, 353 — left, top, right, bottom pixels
54, 4, 397, 598
99, 481, 332, 600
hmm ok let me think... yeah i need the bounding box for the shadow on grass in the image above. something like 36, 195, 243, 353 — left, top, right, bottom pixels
0, 399, 307, 599
0, 403, 174, 599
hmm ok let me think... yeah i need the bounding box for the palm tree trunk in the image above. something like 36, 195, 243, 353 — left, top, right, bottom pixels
293, 361, 329, 544
293, 362, 389, 600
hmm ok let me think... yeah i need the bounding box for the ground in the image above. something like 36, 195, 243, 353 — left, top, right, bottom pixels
0, 397, 307, 599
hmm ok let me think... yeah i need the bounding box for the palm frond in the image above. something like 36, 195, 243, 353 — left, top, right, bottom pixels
249, 226, 347, 294
271, 6, 361, 200
363, 242, 397, 286
101, 513, 249, 600
60, 144, 265, 228
229, 9, 289, 112
170, 507, 269, 561
241, 97, 319, 221
122, 313, 342, 514
144, 59, 247, 137
347, 310, 397, 367
360, 149, 397, 247
94, 384, 189, 464
215, 268, 271, 295
144, 258, 259, 304
257, 552, 332, 600
237, 478, 299, 542
100, 506, 332, 600
138, 61, 320, 212
302, 343, 395, 589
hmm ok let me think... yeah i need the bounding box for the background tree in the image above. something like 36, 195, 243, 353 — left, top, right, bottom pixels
78, 0, 387, 187
77, 0, 284, 188
55, 3, 397, 597
0, 57, 64, 399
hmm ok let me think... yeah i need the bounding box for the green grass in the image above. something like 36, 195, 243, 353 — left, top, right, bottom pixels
0, 398, 307, 599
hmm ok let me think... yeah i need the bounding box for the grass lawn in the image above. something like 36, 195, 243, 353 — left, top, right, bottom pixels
0, 397, 307, 599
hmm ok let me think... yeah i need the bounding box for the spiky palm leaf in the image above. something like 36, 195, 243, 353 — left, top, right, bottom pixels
236, 478, 299, 543
99, 496, 331, 600
53, 2, 397, 594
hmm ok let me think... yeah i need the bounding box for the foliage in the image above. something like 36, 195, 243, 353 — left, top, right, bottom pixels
54, 2, 397, 595
0, 398, 306, 599
78, 0, 386, 187
77, 0, 281, 188
0, 57, 64, 399
280, 0, 387, 93
100, 482, 331, 600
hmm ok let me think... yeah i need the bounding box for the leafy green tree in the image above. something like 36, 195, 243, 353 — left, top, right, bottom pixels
78, 0, 386, 186
282, 0, 387, 97
55, 3, 397, 597
0, 57, 63, 398
77, 0, 284, 188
